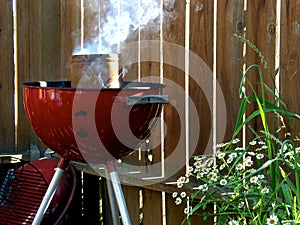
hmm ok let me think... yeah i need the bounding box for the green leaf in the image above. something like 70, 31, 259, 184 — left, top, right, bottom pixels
234, 97, 248, 132
282, 183, 294, 206
279, 167, 297, 194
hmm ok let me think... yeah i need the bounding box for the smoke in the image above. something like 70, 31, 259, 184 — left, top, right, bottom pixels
73, 0, 178, 54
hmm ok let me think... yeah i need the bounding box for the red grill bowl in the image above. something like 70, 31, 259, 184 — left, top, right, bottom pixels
23, 81, 165, 163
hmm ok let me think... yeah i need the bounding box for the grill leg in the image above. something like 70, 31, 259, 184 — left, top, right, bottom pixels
105, 168, 121, 225
106, 161, 131, 225
32, 158, 69, 225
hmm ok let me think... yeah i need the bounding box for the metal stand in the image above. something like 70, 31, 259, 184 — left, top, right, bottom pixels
32, 158, 69, 225
106, 161, 132, 225
32, 159, 131, 225
105, 167, 121, 225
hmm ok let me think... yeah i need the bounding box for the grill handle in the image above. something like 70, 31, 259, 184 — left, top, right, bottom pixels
126, 95, 168, 105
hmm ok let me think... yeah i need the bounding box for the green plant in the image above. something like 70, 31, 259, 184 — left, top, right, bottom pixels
173, 36, 300, 225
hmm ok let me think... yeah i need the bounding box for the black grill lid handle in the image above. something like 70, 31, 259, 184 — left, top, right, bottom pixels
126, 95, 168, 105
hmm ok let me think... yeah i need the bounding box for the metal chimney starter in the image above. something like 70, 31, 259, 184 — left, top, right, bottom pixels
70, 54, 121, 88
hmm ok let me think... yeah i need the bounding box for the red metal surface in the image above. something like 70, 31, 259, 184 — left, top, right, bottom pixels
0, 158, 76, 225
23, 81, 164, 163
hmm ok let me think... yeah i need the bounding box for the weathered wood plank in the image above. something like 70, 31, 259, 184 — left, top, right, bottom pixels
83, 0, 100, 51
17, 0, 61, 151
0, 0, 15, 153
166, 193, 187, 225
61, 0, 81, 79
123, 185, 140, 224
120, 0, 144, 168
162, 0, 187, 182
137, 0, 163, 176
16, 0, 30, 152
216, 0, 245, 141
189, 0, 214, 156
41, 0, 61, 79
245, 0, 277, 140
280, 0, 300, 135
16, 0, 62, 154
143, 189, 162, 225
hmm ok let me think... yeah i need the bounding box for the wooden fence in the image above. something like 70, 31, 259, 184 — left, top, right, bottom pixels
1, 0, 300, 224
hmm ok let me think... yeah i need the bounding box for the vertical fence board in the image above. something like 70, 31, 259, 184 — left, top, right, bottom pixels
123, 185, 140, 224
61, 0, 81, 79
121, 0, 140, 81
143, 189, 162, 225
216, 0, 245, 142
189, 0, 214, 156
121, 0, 143, 168
0, 0, 15, 153
166, 193, 187, 225
16, 1, 30, 152
280, 0, 300, 135
41, 0, 61, 78
163, 0, 186, 178
138, 0, 162, 175
17, 0, 61, 153
83, 0, 100, 50
188, 1, 215, 222
245, 0, 277, 140
16, 0, 62, 153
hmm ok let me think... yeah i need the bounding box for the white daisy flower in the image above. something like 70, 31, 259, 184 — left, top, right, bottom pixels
202, 168, 210, 174
227, 157, 233, 164
172, 192, 178, 198
236, 163, 243, 170
177, 182, 184, 188
216, 143, 226, 148
220, 179, 227, 186
261, 187, 270, 194
196, 173, 203, 179
250, 176, 258, 184
175, 197, 182, 205
249, 140, 257, 146
177, 176, 186, 188
194, 160, 201, 168
220, 163, 226, 170
261, 145, 268, 149
180, 192, 187, 198
229, 152, 238, 158
244, 156, 253, 167
187, 166, 194, 173
256, 153, 264, 160
247, 151, 256, 156
266, 214, 278, 225
178, 176, 186, 183
232, 138, 240, 144
208, 172, 218, 182
217, 152, 226, 159
238, 201, 245, 208
228, 219, 239, 225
